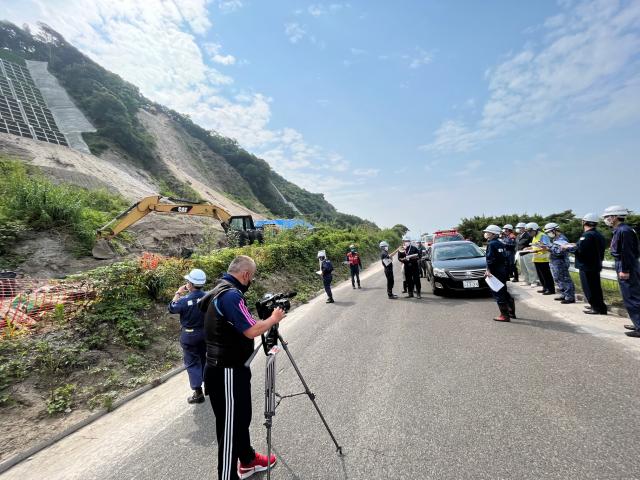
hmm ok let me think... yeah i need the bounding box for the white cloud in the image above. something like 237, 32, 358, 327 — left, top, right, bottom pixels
217, 0, 243, 13
306, 3, 350, 17
204, 42, 236, 65
407, 47, 433, 69
284, 22, 306, 43
353, 168, 380, 177
350, 47, 366, 56
424, 0, 640, 154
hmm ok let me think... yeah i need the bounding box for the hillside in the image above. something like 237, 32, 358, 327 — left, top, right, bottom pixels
0, 21, 369, 228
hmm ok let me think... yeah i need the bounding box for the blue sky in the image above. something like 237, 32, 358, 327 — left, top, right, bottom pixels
4, 0, 640, 235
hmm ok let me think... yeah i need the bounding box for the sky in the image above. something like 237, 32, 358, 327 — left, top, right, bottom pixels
2, 0, 640, 235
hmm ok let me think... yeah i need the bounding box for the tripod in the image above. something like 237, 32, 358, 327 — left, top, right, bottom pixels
247, 331, 343, 479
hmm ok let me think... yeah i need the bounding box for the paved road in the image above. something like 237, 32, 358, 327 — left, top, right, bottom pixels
4, 261, 640, 479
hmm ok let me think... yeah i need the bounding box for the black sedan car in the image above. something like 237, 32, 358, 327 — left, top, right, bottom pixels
424, 240, 489, 295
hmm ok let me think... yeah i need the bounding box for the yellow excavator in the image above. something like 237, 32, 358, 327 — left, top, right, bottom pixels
92, 195, 264, 259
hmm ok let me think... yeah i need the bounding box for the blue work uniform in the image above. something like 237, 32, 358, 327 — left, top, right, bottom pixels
611, 223, 640, 330
169, 289, 206, 389
548, 233, 575, 301
500, 234, 517, 279
321, 259, 334, 300
486, 238, 512, 305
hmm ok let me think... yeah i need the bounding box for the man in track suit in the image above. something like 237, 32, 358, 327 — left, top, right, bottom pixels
200, 255, 286, 479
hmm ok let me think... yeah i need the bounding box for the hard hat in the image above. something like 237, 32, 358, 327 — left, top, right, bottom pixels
525, 222, 540, 230
402, 235, 411, 242
379, 241, 389, 248
483, 225, 502, 235
515, 222, 526, 229
317, 250, 326, 258
582, 213, 599, 223
543, 222, 559, 232
602, 205, 630, 217
502, 224, 514, 230
184, 268, 206, 286
349, 244, 356, 249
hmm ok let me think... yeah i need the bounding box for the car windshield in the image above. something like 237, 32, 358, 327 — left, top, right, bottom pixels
434, 243, 484, 261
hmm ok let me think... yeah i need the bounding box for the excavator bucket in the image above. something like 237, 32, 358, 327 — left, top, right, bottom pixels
92, 238, 117, 259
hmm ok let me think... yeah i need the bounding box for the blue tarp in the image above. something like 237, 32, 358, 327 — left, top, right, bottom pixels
255, 219, 314, 230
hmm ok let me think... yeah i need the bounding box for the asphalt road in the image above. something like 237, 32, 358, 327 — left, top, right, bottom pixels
4, 261, 640, 480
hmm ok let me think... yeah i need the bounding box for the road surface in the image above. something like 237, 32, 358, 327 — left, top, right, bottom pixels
3, 261, 640, 479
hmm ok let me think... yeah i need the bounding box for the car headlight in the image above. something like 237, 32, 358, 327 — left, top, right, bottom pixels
433, 267, 448, 278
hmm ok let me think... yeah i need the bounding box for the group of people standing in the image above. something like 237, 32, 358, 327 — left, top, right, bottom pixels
482, 205, 640, 337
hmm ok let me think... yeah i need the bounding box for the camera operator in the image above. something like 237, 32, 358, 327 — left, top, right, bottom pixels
199, 255, 286, 480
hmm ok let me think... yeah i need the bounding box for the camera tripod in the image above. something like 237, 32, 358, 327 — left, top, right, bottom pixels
246, 330, 343, 479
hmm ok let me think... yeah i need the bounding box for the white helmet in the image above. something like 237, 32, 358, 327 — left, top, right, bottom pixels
379, 241, 389, 248
525, 222, 540, 231
317, 250, 326, 258
184, 268, 206, 286
543, 222, 559, 232
582, 213, 599, 224
602, 205, 630, 218
402, 235, 411, 242
502, 224, 514, 231
483, 224, 502, 235
515, 222, 526, 229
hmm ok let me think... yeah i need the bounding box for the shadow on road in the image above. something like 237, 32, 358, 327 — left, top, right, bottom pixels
187, 402, 216, 447
510, 316, 583, 334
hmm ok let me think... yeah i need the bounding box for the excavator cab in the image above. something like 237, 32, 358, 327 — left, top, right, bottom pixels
226, 215, 263, 247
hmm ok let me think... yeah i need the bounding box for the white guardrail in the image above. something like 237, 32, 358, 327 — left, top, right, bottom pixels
568, 257, 618, 281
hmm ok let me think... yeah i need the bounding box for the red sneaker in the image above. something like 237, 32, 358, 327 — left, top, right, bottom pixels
238, 452, 277, 479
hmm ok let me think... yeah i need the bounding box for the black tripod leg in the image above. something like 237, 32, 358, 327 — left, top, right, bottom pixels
277, 334, 343, 455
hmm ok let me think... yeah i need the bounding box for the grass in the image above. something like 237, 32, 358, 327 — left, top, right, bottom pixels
0, 158, 128, 255
569, 271, 624, 309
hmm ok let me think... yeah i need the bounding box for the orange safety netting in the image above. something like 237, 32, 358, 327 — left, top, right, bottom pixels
0, 274, 96, 335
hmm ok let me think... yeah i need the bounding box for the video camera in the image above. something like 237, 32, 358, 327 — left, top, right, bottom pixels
256, 291, 296, 353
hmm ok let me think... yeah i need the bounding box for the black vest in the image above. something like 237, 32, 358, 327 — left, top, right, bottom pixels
200, 279, 255, 368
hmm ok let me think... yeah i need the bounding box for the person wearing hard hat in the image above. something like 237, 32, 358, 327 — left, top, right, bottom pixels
418, 240, 428, 278
500, 224, 518, 282
380, 241, 398, 299
602, 205, 640, 337
398, 235, 422, 298
317, 250, 335, 303
484, 225, 516, 321
544, 223, 575, 303
562, 213, 607, 315
524, 222, 556, 296
169, 268, 208, 404
346, 244, 363, 289
516, 222, 539, 286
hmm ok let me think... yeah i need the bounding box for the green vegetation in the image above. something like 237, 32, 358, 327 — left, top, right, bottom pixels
569, 272, 624, 309
46, 383, 75, 415
0, 159, 128, 257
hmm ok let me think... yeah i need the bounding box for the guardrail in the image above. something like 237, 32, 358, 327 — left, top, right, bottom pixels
568, 257, 619, 281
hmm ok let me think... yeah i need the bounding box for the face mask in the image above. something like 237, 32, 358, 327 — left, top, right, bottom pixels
483, 232, 491, 240
547, 232, 556, 238
604, 217, 614, 227
383, 247, 388, 251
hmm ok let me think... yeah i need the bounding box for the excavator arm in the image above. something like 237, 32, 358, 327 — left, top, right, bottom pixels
92, 195, 236, 259
96, 195, 233, 239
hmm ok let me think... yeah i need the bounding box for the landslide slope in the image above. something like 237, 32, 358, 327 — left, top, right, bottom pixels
0, 21, 369, 228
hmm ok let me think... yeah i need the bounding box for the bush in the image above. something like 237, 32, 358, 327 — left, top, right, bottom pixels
46, 383, 75, 415
0, 159, 128, 253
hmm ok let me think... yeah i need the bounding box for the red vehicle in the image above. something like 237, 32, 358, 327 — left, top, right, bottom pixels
433, 229, 464, 244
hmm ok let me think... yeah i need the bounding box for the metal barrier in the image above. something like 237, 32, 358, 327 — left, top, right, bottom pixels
568, 257, 622, 281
